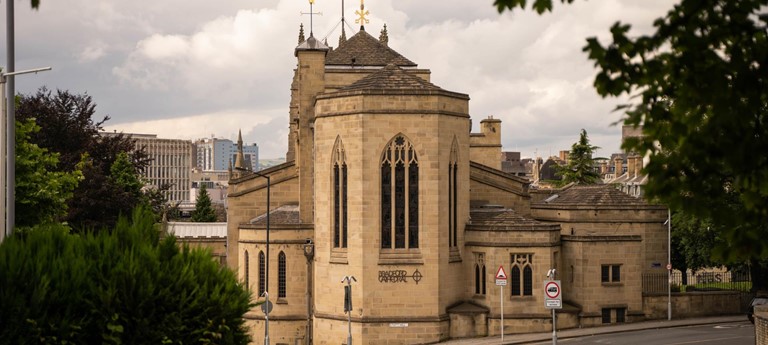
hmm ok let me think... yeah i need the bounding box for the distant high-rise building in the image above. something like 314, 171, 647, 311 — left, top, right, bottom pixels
104, 132, 193, 204
195, 136, 259, 172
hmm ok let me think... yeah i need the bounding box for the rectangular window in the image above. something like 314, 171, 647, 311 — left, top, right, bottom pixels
602, 308, 611, 324
602, 264, 621, 283
616, 308, 626, 323
612, 265, 621, 282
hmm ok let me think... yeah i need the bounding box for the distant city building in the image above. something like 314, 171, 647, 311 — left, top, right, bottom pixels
500, 151, 527, 177
194, 136, 259, 172
104, 132, 193, 204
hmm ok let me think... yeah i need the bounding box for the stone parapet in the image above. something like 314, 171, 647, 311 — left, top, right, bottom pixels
757, 305, 768, 345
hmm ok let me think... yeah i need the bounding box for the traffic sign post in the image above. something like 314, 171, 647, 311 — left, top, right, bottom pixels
496, 266, 507, 342
544, 280, 562, 310
544, 279, 562, 345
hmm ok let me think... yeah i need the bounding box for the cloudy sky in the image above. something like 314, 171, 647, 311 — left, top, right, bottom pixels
2, 0, 671, 160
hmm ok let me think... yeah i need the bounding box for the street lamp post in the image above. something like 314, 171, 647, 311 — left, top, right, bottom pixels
247, 169, 271, 344
1, 67, 51, 241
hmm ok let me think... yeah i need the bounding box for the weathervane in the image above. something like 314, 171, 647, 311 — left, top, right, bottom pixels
355, 0, 369, 30
301, 0, 323, 36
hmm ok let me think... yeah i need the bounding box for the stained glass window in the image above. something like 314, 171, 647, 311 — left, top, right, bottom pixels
381, 135, 419, 249
333, 139, 348, 248
258, 251, 265, 296
244, 250, 249, 290
511, 254, 533, 297
278, 252, 286, 298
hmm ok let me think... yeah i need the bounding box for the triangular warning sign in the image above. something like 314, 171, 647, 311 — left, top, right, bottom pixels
495, 266, 507, 279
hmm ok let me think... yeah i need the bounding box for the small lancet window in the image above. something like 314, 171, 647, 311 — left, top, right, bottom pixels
448, 138, 459, 248
333, 138, 348, 248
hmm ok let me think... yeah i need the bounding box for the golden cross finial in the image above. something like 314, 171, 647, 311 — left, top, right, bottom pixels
355, 0, 369, 27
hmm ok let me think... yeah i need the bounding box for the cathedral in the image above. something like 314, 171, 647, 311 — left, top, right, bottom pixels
226, 8, 668, 344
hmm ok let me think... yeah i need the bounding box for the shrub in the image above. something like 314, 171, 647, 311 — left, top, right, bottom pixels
0, 208, 252, 344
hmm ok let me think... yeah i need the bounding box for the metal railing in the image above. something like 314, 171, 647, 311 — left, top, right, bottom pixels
642, 269, 752, 294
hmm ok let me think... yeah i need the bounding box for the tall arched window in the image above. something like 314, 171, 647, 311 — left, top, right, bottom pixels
511, 253, 533, 297
511, 266, 521, 296
258, 251, 266, 296
333, 138, 348, 248
278, 252, 287, 298
475, 264, 481, 294
381, 135, 418, 249
448, 138, 459, 248
474, 252, 486, 295
244, 250, 250, 290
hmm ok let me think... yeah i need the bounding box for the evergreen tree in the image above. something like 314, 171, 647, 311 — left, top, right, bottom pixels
191, 184, 217, 222
556, 129, 600, 185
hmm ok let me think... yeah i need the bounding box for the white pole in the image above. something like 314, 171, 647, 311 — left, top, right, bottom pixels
264, 291, 270, 345
667, 209, 672, 321
500, 284, 504, 343
552, 308, 557, 345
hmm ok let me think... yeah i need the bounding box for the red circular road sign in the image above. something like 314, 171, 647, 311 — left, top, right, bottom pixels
545, 281, 560, 299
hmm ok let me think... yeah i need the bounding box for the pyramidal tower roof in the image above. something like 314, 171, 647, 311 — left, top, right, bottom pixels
326, 29, 416, 67
340, 63, 440, 92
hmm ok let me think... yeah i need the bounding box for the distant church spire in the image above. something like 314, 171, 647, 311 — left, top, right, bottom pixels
234, 129, 246, 171
355, 0, 369, 31
379, 23, 388, 46
298, 23, 306, 44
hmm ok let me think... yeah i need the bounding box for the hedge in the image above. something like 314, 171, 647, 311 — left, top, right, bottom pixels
0, 208, 252, 345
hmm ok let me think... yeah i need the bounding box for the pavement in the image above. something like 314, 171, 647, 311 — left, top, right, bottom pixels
439, 315, 747, 344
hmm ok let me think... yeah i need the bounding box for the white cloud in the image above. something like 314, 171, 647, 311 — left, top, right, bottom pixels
78, 44, 107, 62
10, 0, 673, 160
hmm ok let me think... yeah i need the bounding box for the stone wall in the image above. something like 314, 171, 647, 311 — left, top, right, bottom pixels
756, 305, 768, 345
469, 117, 502, 170
643, 292, 745, 319
487, 311, 579, 336
469, 162, 530, 215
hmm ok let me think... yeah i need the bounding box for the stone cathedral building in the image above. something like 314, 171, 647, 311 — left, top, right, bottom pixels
226, 15, 668, 345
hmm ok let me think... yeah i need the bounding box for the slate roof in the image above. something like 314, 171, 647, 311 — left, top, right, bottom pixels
250, 204, 300, 225
535, 184, 647, 207
325, 29, 417, 67
468, 206, 559, 231
339, 63, 442, 92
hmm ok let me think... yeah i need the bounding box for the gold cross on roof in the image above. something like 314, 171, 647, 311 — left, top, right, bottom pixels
355, 0, 369, 26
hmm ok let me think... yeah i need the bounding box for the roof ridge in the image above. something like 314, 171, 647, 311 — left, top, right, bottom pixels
338, 63, 441, 92
326, 29, 417, 67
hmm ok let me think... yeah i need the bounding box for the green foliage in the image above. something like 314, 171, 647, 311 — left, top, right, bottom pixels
0, 208, 253, 344
671, 210, 723, 272
15, 118, 83, 228
16, 88, 159, 230
493, 0, 575, 14
191, 184, 218, 222
495, 0, 768, 264
556, 129, 601, 185
588, 0, 768, 262
110, 152, 144, 197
